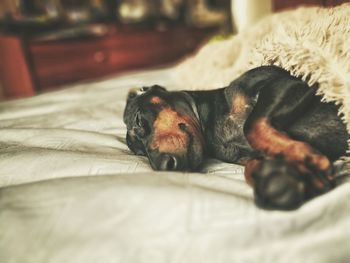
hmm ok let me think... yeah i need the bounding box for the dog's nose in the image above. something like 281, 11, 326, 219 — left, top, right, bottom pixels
159, 154, 178, 171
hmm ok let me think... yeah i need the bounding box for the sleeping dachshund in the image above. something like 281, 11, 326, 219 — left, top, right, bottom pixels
123, 66, 349, 210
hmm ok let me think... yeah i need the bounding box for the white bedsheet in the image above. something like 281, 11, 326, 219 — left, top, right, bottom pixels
0, 68, 350, 263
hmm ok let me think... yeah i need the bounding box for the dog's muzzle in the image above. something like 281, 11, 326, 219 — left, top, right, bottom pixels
148, 151, 190, 171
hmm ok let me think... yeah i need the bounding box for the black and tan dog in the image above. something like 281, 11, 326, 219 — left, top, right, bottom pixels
123, 66, 349, 210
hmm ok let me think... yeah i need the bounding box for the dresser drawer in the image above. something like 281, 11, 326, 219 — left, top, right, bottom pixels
28, 26, 211, 90
29, 38, 109, 89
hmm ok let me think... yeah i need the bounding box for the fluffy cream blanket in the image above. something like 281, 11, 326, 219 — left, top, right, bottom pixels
175, 3, 350, 165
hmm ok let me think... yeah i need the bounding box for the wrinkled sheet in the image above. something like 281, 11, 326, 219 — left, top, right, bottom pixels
0, 68, 350, 263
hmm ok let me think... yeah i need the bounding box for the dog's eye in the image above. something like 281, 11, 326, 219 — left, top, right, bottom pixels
134, 111, 150, 138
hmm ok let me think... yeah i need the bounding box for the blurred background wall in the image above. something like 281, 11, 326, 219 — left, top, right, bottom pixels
0, 0, 348, 99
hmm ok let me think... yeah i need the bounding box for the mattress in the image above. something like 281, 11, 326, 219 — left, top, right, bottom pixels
1, 68, 350, 263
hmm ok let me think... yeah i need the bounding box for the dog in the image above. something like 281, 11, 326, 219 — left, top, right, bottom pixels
123, 66, 349, 210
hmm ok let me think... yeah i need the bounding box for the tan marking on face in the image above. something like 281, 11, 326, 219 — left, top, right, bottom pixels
231, 94, 248, 115
151, 107, 201, 154
150, 96, 164, 105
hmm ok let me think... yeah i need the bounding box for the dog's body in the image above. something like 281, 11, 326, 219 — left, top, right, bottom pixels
124, 66, 349, 210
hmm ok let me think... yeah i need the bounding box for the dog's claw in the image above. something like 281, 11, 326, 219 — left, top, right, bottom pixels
303, 157, 335, 196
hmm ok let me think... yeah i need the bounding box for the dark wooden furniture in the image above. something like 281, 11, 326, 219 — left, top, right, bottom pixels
0, 24, 216, 98
0, 36, 35, 97
1, 0, 348, 99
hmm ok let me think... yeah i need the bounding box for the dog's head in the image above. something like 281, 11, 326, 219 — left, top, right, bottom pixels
123, 85, 204, 171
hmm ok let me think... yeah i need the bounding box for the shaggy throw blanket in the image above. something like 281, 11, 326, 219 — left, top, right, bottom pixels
175, 3, 350, 167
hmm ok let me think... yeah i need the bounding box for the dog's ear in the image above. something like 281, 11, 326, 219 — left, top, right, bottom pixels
150, 85, 167, 92
127, 85, 167, 101
126, 132, 146, 156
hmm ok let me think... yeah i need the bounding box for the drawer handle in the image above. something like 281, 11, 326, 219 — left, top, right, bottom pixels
93, 51, 107, 63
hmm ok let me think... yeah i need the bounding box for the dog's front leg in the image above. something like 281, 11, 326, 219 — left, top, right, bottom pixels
243, 77, 335, 209
244, 157, 334, 210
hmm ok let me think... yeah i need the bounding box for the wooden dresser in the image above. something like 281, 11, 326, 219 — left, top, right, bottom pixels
1, 0, 348, 99
0, 24, 216, 98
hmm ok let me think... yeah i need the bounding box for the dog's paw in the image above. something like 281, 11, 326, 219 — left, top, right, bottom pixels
253, 159, 306, 210
253, 158, 337, 210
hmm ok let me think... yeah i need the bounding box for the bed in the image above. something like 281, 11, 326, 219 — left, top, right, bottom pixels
1, 66, 350, 263
2, 3, 350, 262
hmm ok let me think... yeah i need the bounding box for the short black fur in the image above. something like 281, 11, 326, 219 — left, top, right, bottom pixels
124, 66, 349, 210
